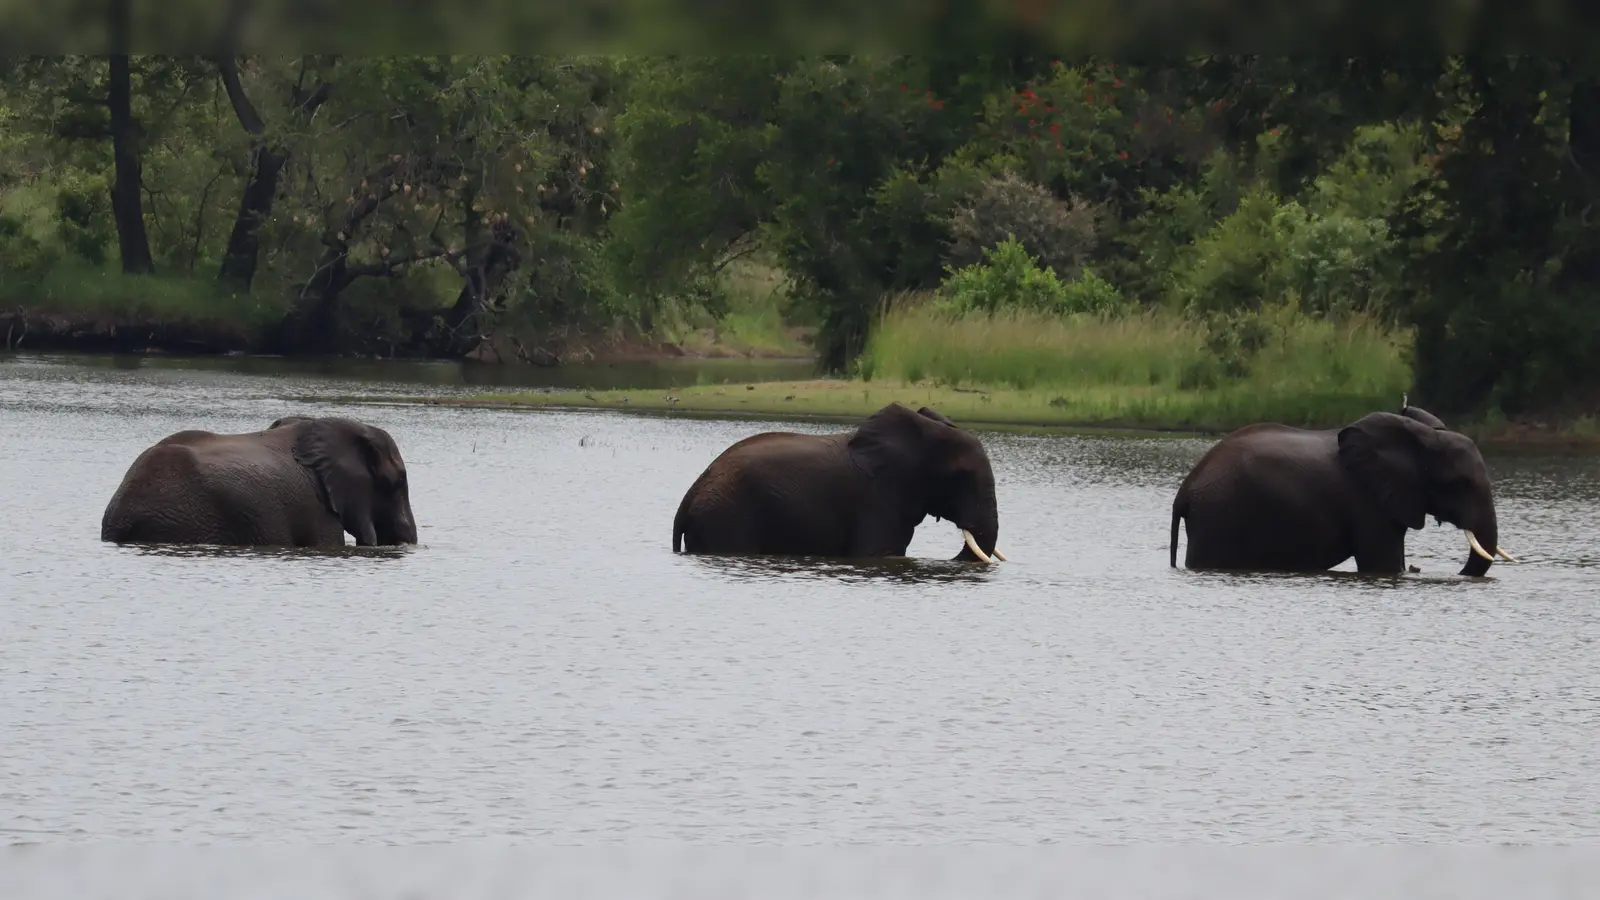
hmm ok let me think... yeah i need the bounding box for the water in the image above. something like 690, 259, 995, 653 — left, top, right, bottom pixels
2, 351, 1598, 843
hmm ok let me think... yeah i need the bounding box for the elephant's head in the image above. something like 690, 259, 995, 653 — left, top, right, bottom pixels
847, 403, 1008, 563
289, 416, 418, 547
1337, 409, 1514, 576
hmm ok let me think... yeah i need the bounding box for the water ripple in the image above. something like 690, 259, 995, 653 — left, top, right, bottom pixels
2, 352, 1598, 842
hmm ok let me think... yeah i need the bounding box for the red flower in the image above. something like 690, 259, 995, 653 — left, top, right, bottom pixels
1113, 79, 1123, 87
900, 84, 908, 91
1213, 101, 1224, 111
1086, 93, 1094, 103
1049, 123, 1061, 132
1118, 150, 1129, 160
1045, 104, 1055, 111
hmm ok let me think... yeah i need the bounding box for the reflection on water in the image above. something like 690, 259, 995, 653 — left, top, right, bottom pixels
118, 543, 420, 563
3, 351, 1600, 843
686, 553, 999, 586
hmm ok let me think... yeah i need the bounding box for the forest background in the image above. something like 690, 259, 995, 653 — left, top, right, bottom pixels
2, 51, 1596, 434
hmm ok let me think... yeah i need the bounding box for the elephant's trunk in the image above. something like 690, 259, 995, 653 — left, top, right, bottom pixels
1458, 514, 1498, 577
951, 486, 1002, 563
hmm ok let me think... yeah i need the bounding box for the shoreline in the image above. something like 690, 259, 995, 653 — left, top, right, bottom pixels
0, 308, 817, 365
307, 378, 1600, 453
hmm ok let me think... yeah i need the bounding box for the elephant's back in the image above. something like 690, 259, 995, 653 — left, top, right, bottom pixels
101, 441, 207, 540
1185, 424, 1341, 507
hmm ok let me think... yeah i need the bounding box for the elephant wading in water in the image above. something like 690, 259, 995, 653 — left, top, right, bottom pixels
1169, 404, 1516, 576
672, 403, 1008, 562
101, 414, 418, 549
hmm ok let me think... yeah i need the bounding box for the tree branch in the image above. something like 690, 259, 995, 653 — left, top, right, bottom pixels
214, 56, 265, 136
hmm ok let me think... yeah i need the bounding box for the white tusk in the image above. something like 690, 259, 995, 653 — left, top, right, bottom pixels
991, 547, 1009, 561
1496, 546, 1518, 563
962, 529, 995, 564
1465, 530, 1494, 562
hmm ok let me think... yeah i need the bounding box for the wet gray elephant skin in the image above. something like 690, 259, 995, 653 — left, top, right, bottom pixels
672, 403, 1008, 563
1169, 403, 1516, 576
100, 415, 418, 548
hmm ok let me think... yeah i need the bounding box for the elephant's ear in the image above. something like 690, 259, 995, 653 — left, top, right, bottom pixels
292, 418, 379, 545
1337, 412, 1434, 531
848, 403, 928, 479
269, 415, 314, 430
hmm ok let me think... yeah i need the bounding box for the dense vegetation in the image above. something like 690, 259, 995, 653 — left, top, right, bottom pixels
1, 55, 1596, 421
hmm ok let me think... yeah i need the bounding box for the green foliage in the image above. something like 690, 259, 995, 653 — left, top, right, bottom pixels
54, 175, 114, 264
937, 236, 1070, 315
936, 235, 1129, 318
944, 170, 1101, 279
0, 260, 282, 328
0, 211, 59, 281
861, 301, 1410, 426
0, 54, 1595, 425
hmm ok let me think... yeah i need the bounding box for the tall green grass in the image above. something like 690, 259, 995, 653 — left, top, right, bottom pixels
860, 302, 1413, 428
0, 261, 287, 330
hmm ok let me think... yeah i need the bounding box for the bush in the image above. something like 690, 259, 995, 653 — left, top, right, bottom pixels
1172, 184, 1289, 315
1277, 207, 1399, 318
944, 171, 1101, 280
0, 212, 60, 286
937, 235, 1135, 320
54, 177, 115, 265
937, 235, 1070, 315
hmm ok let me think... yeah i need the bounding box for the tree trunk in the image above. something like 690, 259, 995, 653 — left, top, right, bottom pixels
217, 146, 286, 290
215, 56, 315, 291
406, 185, 520, 358
107, 52, 154, 274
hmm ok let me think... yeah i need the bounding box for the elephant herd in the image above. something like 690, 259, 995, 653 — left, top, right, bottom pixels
99, 399, 1517, 577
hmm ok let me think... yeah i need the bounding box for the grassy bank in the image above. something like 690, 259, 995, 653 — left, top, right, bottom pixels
862, 303, 1411, 417
365, 304, 1600, 450
0, 265, 281, 353
0, 257, 816, 361
365, 376, 1600, 450
410, 304, 1413, 432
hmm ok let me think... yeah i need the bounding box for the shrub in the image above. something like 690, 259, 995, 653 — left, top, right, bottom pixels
944, 171, 1100, 280
1172, 184, 1289, 315
937, 235, 1069, 315
54, 177, 115, 265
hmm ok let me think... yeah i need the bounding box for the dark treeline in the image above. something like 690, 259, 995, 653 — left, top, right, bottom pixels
1, 55, 1596, 419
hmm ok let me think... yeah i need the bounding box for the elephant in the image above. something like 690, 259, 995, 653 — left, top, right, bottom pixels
1168, 403, 1515, 576
100, 414, 418, 549
671, 402, 1008, 563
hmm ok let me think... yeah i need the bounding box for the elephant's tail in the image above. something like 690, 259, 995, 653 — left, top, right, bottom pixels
672, 506, 687, 553
1169, 496, 1186, 568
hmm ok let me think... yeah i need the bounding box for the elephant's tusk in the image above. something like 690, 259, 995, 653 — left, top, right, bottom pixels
962, 529, 995, 564
1464, 530, 1495, 562
1496, 546, 1519, 563
992, 547, 1009, 561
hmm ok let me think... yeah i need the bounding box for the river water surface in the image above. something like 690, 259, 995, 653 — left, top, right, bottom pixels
2, 352, 1598, 843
